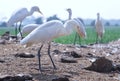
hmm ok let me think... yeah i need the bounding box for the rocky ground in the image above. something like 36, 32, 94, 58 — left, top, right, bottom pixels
0, 38, 120, 81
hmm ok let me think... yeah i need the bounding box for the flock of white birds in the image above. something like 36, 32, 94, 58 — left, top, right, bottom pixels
7, 6, 104, 72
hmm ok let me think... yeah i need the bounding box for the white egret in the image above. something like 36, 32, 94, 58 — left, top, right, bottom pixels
20, 18, 86, 72
66, 8, 72, 20
95, 13, 105, 43
17, 24, 39, 39
7, 6, 43, 40
66, 8, 86, 45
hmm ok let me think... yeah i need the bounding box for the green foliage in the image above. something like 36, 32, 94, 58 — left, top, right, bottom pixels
54, 26, 120, 45
0, 26, 120, 45
0, 27, 15, 35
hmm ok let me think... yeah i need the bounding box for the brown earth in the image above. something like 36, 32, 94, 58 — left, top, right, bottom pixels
0, 39, 120, 81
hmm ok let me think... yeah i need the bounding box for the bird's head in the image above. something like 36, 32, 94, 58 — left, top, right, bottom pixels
97, 12, 100, 17
66, 8, 72, 13
73, 18, 87, 38
31, 6, 43, 15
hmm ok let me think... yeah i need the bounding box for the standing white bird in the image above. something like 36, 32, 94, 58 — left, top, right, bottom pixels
95, 13, 105, 43
66, 8, 86, 45
17, 24, 39, 39
66, 8, 72, 20
20, 18, 86, 72
7, 6, 43, 40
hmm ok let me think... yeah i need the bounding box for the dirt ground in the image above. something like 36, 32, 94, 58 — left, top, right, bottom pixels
0, 39, 120, 81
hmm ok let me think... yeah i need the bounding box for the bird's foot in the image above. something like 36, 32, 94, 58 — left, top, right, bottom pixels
54, 67, 57, 70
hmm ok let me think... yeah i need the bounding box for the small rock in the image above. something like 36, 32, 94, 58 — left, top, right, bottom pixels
0, 59, 5, 63
85, 57, 113, 73
112, 64, 120, 72
52, 77, 69, 81
89, 43, 94, 46
53, 49, 61, 54
0, 74, 33, 81
15, 53, 35, 58
10, 35, 17, 39
62, 73, 72, 78
87, 53, 94, 57
15, 74, 33, 81
80, 45, 88, 48
71, 51, 82, 58
0, 75, 13, 81
63, 51, 70, 55
63, 51, 82, 58
61, 56, 77, 63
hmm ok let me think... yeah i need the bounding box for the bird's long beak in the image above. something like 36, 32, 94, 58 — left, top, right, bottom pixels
38, 10, 43, 15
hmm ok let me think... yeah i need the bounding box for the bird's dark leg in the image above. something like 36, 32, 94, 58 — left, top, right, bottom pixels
100, 34, 104, 43
48, 43, 56, 69
78, 34, 81, 45
73, 32, 77, 45
96, 33, 99, 44
38, 44, 43, 72
18, 21, 23, 39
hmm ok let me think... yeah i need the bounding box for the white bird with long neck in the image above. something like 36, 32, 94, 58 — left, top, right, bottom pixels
66, 8, 86, 45
20, 18, 86, 72
7, 6, 43, 40
66, 8, 72, 20
95, 13, 105, 43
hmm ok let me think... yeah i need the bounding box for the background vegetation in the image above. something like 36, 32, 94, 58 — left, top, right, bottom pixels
0, 26, 120, 45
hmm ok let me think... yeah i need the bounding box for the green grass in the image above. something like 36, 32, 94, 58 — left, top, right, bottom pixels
54, 26, 120, 45
103, 26, 120, 43
0, 27, 15, 35
0, 26, 120, 45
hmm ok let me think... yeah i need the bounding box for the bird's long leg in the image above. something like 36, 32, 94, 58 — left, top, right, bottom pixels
78, 34, 81, 45
100, 34, 103, 43
48, 43, 56, 69
73, 32, 77, 45
96, 33, 98, 44
38, 44, 43, 72
18, 21, 23, 39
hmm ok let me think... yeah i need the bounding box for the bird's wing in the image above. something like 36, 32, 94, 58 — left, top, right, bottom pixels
20, 20, 64, 46
17, 24, 39, 38
12, 8, 28, 16
95, 20, 104, 33
21, 24, 39, 33
7, 8, 28, 26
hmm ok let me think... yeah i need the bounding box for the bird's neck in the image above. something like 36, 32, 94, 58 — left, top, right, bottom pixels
63, 20, 74, 35
29, 10, 34, 16
97, 15, 100, 20
68, 14, 72, 20
68, 11, 72, 20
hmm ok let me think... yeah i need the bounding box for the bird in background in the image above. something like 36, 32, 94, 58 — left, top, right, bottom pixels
20, 18, 86, 72
66, 8, 86, 45
17, 24, 39, 39
95, 13, 105, 43
7, 6, 43, 40
66, 8, 72, 20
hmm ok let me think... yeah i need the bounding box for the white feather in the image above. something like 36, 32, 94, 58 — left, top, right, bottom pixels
17, 24, 39, 38
20, 19, 86, 47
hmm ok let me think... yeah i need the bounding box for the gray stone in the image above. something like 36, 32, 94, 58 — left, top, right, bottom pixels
15, 53, 35, 58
